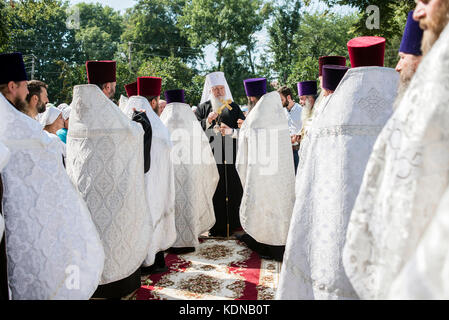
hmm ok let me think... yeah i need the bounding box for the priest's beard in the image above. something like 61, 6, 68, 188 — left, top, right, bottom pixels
211, 95, 226, 112
108, 87, 116, 100
247, 98, 259, 113
301, 98, 314, 124
37, 99, 46, 114
13, 96, 28, 114
152, 103, 159, 116
420, 1, 449, 55
393, 64, 416, 110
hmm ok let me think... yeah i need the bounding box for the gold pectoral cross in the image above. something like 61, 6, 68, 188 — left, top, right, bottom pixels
217, 99, 233, 115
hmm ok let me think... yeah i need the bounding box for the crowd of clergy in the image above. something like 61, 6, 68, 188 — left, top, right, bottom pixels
0, 0, 448, 300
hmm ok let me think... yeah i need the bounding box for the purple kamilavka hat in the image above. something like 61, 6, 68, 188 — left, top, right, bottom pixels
297, 81, 318, 97
165, 89, 185, 104
244, 78, 267, 97
322, 65, 349, 91
399, 11, 423, 56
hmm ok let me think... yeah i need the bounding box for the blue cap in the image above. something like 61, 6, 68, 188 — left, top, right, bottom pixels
399, 11, 424, 56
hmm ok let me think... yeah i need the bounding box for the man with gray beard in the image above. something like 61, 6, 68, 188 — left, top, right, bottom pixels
195, 72, 246, 238
295, 81, 318, 143
342, 0, 449, 300
393, 11, 424, 110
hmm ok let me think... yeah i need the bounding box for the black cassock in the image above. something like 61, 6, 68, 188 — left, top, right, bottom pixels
195, 100, 245, 237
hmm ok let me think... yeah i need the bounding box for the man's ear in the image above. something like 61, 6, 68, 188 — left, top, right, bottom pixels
7, 81, 16, 93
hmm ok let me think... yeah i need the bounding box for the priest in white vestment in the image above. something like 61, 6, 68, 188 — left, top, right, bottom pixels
161, 89, 219, 253
296, 57, 347, 194
296, 81, 318, 140
121, 78, 177, 275
0, 141, 10, 300
236, 78, 296, 262
277, 37, 399, 300
0, 52, 105, 300
343, 3, 449, 300
119, 95, 129, 112
0, 142, 7, 241
393, 11, 424, 110
119, 81, 137, 112
66, 61, 152, 299
311, 56, 347, 122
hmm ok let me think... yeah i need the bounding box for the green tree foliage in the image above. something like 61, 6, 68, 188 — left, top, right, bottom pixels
0, 0, 10, 50
5, 0, 80, 102
286, 12, 357, 94
2, 0, 416, 106
55, 60, 86, 103
138, 56, 203, 105
268, 0, 302, 84
74, 3, 124, 61
121, 0, 199, 66
221, 45, 255, 105
179, 0, 270, 70
268, 9, 357, 99
316, 0, 416, 67
318, 0, 416, 39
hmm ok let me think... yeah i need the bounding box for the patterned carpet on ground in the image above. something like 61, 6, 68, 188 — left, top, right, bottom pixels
124, 238, 281, 300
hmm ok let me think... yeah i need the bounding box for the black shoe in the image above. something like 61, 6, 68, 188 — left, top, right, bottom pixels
168, 247, 195, 255
208, 231, 227, 238
141, 265, 169, 276
259, 254, 273, 260
235, 233, 246, 242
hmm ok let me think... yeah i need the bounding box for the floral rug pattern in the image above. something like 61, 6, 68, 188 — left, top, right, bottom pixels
124, 239, 281, 300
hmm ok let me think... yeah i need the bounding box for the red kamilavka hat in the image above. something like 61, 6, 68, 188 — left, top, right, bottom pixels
86, 60, 116, 84
347, 36, 386, 68
124, 81, 138, 97
137, 77, 162, 97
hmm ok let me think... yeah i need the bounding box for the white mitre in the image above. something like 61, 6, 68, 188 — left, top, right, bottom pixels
200, 71, 233, 105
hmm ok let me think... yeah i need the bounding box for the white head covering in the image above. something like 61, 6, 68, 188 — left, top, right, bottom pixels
118, 95, 129, 113
200, 71, 233, 105
57, 103, 69, 111
61, 106, 71, 120
39, 106, 62, 126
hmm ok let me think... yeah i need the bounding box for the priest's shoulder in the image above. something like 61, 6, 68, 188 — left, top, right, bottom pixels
230, 101, 240, 108
198, 100, 212, 108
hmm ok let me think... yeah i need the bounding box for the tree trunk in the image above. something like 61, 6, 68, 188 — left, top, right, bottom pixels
247, 46, 255, 75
